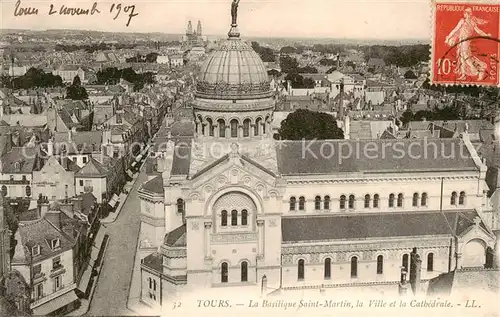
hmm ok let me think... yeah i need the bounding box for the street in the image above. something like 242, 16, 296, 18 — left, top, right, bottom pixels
85, 170, 148, 316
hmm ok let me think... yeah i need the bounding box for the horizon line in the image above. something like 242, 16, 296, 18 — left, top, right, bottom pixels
0, 28, 430, 43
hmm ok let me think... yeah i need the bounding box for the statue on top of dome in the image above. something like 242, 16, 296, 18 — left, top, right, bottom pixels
231, 0, 240, 25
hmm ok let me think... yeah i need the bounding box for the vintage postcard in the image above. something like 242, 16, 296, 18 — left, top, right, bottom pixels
0, 0, 499, 316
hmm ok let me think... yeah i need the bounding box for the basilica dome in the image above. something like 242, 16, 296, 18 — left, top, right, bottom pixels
195, 28, 273, 100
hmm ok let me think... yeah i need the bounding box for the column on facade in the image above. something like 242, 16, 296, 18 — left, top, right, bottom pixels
257, 220, 265, 257
225, 125, 230, 139
214, 123, 219, 138
204, 222, 212, 259
201, 120, 207, 136
238, 125, 243, 138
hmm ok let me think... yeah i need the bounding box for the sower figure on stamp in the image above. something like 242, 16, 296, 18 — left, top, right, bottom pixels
231, 0, 241, 25
445, 8, 491, 81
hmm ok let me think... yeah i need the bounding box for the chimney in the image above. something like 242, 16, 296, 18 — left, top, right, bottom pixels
261, 275, 268, 297
39, 202, 50, 219
47, 138, 53, 156
338, 78, 344, 119
45, 209, 62, 231
398, 267, 410, 296
409, 247, 422, 295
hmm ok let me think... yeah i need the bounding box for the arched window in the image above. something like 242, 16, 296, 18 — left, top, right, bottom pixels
373, 194, 380, 208
451, 191, 457, 205
377, 255, 384, 274
262, 120, 267, 134
148, 277, 152, 289
1, 186, 7, 197
241, 210, 248, 226
289, 197, 296, 211
350, 256, 358, 278
25, 186, 31, 197
243, 119, 250, 137
340, 195, 346, 210
324, 196, 330, 210
389, 193, 395, 208
221, 210, 228, 227
364, 194, 370, 208
231, 210, 238, 226
315, 196, 321, 210
298, 259, 305, 280
412, 193, 419, 207
153, 279, 157, 291
459, 191, 465, 205
207, 118, 214, 136
230, 119, 238, 138
298, 196, 305, 211
324, 258, 331, 279
397, 193, 404, 207
421, 193, 428, 207
427, 253, 434, 272
221, 262, 228, 283
241, 261, 248, 282
348, 195, 355, 209
402, 254, 409, 272
255, 118, 262, 136
218, 119, 226, 138
176, 198, 185, 214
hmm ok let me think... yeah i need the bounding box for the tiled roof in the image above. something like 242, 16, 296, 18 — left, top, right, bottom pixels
75, 157, 108, 177
275, 138, 478, 176
1, 147, 38, 173
282, 210, 486, 243
141, 175, 164, 195
171, 145, 191, 176
12, 215, 76, 264
142, 252, 163, 272
428, 268, 500, 296
170, 121, 195, 137
164, 224, 187, 247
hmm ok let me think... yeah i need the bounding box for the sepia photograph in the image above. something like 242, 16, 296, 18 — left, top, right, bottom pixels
0, 0, 499, 316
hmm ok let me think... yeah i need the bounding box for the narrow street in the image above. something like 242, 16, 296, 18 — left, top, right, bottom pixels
85, 170, 148, 316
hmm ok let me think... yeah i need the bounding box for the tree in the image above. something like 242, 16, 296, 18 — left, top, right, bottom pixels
319, 59, 336, 66
251, 42, 275, 62
268, 69, 281, 77
280, 46, 297, 54
404, 70, 418, 79
297, 66, 318, 74
279, 55, 299, 73
285, 73, 316, 89
278, 109, 345, 140
66, 75, 88, 100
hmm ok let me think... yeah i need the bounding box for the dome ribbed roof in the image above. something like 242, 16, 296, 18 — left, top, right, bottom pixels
195, 28, 272, 100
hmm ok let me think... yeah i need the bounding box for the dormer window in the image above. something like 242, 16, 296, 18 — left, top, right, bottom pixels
32, 245, 40, 256
51, 239, 60, 250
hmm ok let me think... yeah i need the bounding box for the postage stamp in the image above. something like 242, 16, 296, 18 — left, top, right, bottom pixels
431, 1, 500, 86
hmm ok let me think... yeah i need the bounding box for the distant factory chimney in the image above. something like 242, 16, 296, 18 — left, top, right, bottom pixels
338, 78, 345, 120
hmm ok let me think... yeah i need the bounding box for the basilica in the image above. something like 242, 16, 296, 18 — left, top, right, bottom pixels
137, 6, 500, 308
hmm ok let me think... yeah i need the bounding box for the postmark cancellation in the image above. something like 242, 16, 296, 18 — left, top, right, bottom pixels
431, 0, 500, 86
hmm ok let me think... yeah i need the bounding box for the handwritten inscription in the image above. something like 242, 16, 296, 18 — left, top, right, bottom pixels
12, 0, 138, 27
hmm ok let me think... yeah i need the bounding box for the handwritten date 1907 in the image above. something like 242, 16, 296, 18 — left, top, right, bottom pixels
13, 0, 138, 27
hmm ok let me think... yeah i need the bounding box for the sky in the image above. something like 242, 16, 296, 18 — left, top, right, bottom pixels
1, 0, 431, 40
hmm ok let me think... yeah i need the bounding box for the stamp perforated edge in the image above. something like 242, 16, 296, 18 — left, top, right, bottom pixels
429, 0, 500, 87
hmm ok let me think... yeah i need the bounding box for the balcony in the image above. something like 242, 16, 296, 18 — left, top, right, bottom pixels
50, 264, 66, 278
32, 272, 46, 284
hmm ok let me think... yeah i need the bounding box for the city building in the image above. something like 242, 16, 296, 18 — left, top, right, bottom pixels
137, 11, 499, 307
10, 205, 80, 315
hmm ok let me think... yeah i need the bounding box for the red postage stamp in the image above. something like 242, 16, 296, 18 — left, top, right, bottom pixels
432, 1, 500, 86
